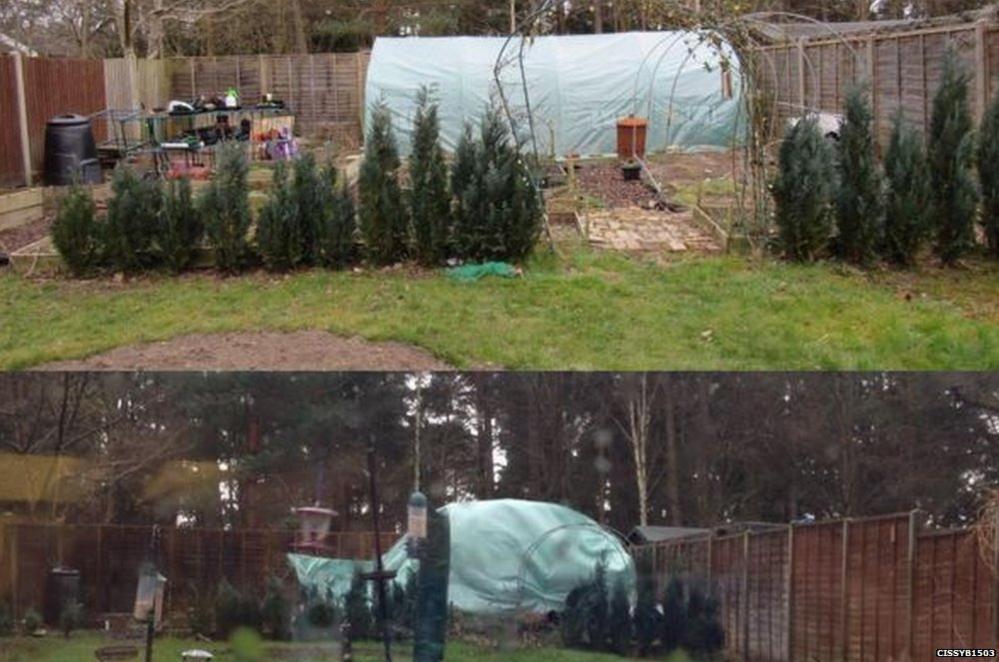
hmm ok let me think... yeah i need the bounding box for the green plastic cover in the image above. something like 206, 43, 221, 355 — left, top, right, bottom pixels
287, 499, 635, 615
445, 262, 518, 282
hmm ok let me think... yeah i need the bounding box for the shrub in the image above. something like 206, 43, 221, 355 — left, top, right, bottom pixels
345, 568, 374, 640
23, 608, 42, 635
660, 577, 686, 653
0, 601, 14, 636
215, 581, 261, 639
291, 153, 326, 266
451, 105, 542, 263
319, 169, 357, 269
59, 601, 83, 638
255, 161, 299, 271
928, 48, 978, 264
883, 113, 932, 265
683, 588, 724, 657
560, 585, 588, 649
359, 102, 408, 265
52, 184, 103, 276
633, 564, 660, 656
202, 142, 252, 273
584, 559, 609, 650
260, 576, 291, 641
607, 575, 632, 655
105, 165, 162, 272
409, 86, 452, 265
835, 83, 883, 264
978, 90, 999, 258
158, 177, 202, 272
773, 117, 836, 261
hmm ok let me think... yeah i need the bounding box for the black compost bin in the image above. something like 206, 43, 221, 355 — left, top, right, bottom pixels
44, 114, 102, 186
43, 566, 81, 626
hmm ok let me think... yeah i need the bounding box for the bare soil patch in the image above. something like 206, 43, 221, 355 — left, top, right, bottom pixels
0, 216, 51, 254
40, 331, 452, 371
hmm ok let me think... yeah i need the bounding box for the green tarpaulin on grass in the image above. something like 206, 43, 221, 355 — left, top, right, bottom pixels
445, 262, 518, 282
287, 499, 635, 615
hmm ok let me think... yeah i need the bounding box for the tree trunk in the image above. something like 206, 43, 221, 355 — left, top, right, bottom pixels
594, 1, 603, 33
663, 378, 683, 526
473, 376, 494, 497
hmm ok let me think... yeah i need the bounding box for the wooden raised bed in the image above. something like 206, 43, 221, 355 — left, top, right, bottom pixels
0, 188, 44, 232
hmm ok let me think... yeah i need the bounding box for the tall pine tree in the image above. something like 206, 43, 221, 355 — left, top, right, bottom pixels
358, 102, 408, 265
835, 83, 883, 264
928, 48, 978, 265
409, 86, 452, 265
977, 90, 999, 258
883, 112, 932, 265
773, 118, 836, 261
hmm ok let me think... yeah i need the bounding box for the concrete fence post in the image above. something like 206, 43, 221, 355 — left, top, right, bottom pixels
975, 18, 989, 124
12, 52, 32, 187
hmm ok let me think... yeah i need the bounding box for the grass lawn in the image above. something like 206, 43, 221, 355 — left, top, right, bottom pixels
1, 243, 997, 370
0, 634, 695, 661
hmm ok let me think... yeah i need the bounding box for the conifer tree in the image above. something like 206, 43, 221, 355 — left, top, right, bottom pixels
660, 577, 686, 653
977, 90, 999, 258
291, 152, 325, 266
584, 559, 609, 650
105, 165, 162, 272
345, 568, 374, 640
318, 166, 357, 269
773, 117, 837, 261
451, 104, 542, 262
883, 113, 932, 265
633, 562, 660, 656
835, 83, 883, 264
157, 176, 202, 273
928, 48, 978, 264
359, 102, 408, 264
409, 87, 452, 265
52, 184, 103, 276
201, 142, 252, 273
255, 161, 298, 271
607, 575, 632, 655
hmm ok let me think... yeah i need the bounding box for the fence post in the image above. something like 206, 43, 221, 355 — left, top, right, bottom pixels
908, 510, 919, 662
785, 525, 794, 662
11, 52, 32, 187
356, 51, 366, 134
9, 525, 18, 618
841, 519, 850, 662
992, 508, 998, 647
796, 40, 807, 112
742, 531, 750, 659
975, 18, 989, 124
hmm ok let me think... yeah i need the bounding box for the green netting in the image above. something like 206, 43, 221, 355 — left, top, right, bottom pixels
287, 499, 635, 615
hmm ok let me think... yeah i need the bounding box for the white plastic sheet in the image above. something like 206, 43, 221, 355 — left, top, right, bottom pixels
364, 31, 742, 157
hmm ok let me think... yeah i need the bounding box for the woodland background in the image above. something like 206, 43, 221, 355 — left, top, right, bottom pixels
0, 372, 995, 534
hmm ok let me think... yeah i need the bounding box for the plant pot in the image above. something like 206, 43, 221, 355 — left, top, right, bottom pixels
621, 163, 642, 181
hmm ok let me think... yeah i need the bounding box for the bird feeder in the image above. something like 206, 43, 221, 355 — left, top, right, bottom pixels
293, 505, 338, 555
407, 491, 428, 558
133, 568, 167, 626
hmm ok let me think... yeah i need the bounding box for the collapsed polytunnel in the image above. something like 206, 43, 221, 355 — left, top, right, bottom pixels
364, 31, 743, 157
288, 498, 635, 615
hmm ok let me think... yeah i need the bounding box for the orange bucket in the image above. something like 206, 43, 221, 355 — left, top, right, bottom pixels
616, 116, 648, 161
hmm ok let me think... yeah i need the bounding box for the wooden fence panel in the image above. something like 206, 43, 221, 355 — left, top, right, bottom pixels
1, 522, 394, 618
22, 57, 106, 175
637, 513, 994, 662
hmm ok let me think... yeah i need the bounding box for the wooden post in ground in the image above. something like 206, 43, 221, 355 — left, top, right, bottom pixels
841, 520, 850, 662
992, 509, 999, 647
785, 525, 794, 662
796, 40, 807, 112
908, 510, 919, 662
742, 531, 750, 659
976, 18, 990, 124
12, 52, 32, 187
